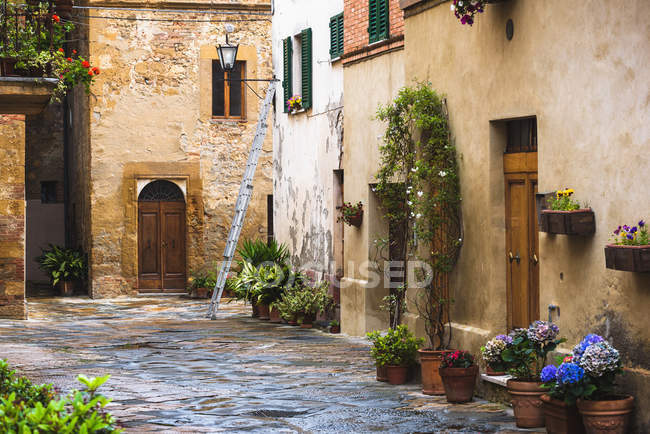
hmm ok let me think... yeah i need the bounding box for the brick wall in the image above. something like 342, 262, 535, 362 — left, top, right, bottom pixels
343, 0, 404, 65
0, 115, 27, 319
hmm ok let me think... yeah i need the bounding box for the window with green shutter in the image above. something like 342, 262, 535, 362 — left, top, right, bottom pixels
300, 28, 312, 110
329, 13, 344, 59
282, 37, 292, 113
368, 0, 389, 44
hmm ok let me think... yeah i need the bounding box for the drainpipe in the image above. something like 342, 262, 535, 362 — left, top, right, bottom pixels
63, 94, 70, 248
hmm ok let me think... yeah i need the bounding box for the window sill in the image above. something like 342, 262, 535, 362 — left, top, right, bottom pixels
210, 117, 248, 124
330, 56, 342, 63
288, 108, 307, 115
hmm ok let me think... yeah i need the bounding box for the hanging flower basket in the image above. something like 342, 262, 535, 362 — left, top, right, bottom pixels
605, 220, 650, 272
337, 201, 363, 227
540, 209, 595, 235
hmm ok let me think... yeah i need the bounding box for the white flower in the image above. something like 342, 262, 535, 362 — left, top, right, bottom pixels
407, 186, 413, 191
416, 213, 422, 219
450, 4, 455, 11
410, 212, 415, 217
407, 201, 413, 206
439, 170, 447, 177
417, 191, 423, 197
411, 167, 417, 173
458, 238, 462, 242
458, 1, 463, 6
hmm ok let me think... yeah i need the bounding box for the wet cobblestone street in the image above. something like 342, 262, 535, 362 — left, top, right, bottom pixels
0, 297, 539, 433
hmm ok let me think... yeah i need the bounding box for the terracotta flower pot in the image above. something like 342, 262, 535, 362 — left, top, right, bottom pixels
486, 366, 506, 376
541, 394, 586, 434
251, 301, 259, 318
577, 396, 635, 434
59, 280, 75, 296
507, 379, 546, 428
385, 365, 409, 385
346, 212, 363, 227
418, 349, 447, 395
376, 364, 388, 382
192, 287, 208, 299
300, 322, 313, 329
288, 320, 298, 326
330, 325, 340, 334
257, 304, 270, 320
269, 306, 282, 323
439, 365, 478, 403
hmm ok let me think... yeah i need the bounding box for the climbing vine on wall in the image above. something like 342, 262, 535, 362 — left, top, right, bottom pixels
375, 82, 463, 349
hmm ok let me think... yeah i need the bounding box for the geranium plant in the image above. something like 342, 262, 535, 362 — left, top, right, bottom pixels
500, 321, 565, 380
441, 350, 475, 368
611, 220, 648, 246
287, 95, 302, 112
336, 201, 363, 226
451, 0, 487, 26
548, 188, 581, 211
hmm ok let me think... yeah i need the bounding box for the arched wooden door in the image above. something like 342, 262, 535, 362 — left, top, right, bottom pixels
138, 180, 186, 290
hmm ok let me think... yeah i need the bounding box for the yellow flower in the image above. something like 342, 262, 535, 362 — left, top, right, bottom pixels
556, 191, 562, 199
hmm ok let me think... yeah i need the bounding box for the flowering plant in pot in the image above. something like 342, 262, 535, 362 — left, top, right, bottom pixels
366, 325, 423, 385
480, 334, 511, 375
540, 189, 595, 235
500, 321, 565, 428
540, 355, 587, 434
336, 201, 363, 227
450, 0, 487, 26
286, 95, 302, 112
187, 268, 217, 299
605, 219, 650, 272
439, 350, 478, 403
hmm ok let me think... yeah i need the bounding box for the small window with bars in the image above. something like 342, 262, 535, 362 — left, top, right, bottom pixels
40, 181, 58, 203
212, 60, 246, 120
329, 13, 344, 59
368, 0, 389, 44
506, 117, 537, 153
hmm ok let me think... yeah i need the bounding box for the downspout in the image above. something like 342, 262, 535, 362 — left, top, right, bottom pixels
63, 94, 70, 248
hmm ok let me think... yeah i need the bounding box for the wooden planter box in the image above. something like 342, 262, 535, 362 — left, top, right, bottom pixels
605, 244, 650, 272
540, 209, 595, 235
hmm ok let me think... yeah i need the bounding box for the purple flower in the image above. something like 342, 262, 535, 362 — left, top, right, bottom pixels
640, 220, 646, 228
623, 225, 630, 231
541, 365, 558, 383
527, 320, 560, 345
613, 226, 621, 235
627, 233, 634, 240
557, 363, 584, 385
572, 334, 604, 361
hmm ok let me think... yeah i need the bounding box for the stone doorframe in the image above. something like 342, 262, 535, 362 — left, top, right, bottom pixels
121, 162, 203, 294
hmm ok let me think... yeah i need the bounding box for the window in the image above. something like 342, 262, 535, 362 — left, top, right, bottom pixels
282, 28, 312, 113
40, 181, 57, 203
506, 117, 537, 153
368, 0, 389, 44
212, 60, 246, 119
329, 13, 344, 59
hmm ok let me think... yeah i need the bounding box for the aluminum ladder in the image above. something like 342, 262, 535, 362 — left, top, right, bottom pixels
207, 80, 277, 320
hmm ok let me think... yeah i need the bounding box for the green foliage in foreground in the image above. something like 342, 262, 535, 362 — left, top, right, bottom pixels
0, 360, 122, 433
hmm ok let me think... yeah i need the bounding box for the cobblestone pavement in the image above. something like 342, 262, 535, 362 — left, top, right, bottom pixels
0, 297, 541, 433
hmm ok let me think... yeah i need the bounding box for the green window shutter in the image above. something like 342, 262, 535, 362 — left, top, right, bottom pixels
368, 0, 389, 44
330, 13, 344, 59
282, 37, 293, 113
301, 28, 312, 110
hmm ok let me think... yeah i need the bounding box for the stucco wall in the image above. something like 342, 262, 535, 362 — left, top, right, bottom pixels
340, 51, 405, 335
272, 0, 344, 276
0, 115, 27, 319
76, 2, 273, 296
403, 0, 650, 429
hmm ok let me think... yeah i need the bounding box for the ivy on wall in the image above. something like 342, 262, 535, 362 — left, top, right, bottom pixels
375, 82, 463, 349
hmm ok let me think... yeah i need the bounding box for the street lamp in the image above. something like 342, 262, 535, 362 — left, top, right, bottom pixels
217, 32, 239, 72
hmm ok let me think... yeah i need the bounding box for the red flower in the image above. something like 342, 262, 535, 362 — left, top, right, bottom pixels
52, 14, 60, 23
66, 57, 72, 62
72, 49, 77, 54
82, 61, 90, 68
92, 67, 100, 75
87, 70, 93, 76
58, 48, 64, 53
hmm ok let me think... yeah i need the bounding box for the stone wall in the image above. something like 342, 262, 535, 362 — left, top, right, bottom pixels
0, 115, 27, 319
73, 1, 273, 296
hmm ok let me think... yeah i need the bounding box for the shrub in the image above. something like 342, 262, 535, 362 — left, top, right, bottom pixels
36, 244, 86, 287
366, 325, 423, 367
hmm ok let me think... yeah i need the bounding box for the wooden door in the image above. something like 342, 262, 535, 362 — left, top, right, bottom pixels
138, 201, 186, 290
504, 153, 539, 330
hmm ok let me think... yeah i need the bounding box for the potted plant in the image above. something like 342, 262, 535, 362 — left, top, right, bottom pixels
187, 269, 216, 299
36, 244, 86, 296
500, 321, 565, 428
366, 325, 423, 385
286, 95, 303, 113
275, 279, 333, 329
450, 0, 509, 26
480, 334, 511, 375
329, 320, 340, 334
438, 350, 478, 403
540, 355, 587, 434
605, 219, 650, 272
540, 189, 595, 235
336, 201, 363, 227
569, 335, 633, 434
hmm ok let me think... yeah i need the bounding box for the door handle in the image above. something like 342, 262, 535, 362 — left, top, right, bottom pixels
509, 251, 520, 264
531, 253, 538, 265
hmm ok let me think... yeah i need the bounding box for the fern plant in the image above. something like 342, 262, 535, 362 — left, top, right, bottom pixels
36, 244, 86, 286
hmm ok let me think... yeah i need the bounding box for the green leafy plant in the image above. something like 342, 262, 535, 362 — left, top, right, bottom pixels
275, 280, 334, 324
366, 325, 423, 367
237, 239, 290, 268
36, 244, 86, 286
0, 360, 121, 433
187, 268, 217, 293
329, 320, 340, 327
375, 82, 462, 349
548, 188, 581, 211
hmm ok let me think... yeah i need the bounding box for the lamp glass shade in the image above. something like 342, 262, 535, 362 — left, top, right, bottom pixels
218, 44, 239, 72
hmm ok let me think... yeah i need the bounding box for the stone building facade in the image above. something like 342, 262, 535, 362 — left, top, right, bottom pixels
272, 0, 344, 288
64, 0, 274, 297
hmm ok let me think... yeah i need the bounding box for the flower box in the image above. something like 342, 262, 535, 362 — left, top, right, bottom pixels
540, 209, 595, 235
604, 244, 650, 272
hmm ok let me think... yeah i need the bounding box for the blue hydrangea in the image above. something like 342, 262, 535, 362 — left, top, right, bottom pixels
527, 320, 560, 345
572, 334, 604, 361
556, 363, 584, 385
540, 365, 558, 383
580, 341, 620, 377
495, 334, 513, 344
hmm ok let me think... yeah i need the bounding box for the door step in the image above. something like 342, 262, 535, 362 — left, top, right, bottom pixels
137, 289, 187, 295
